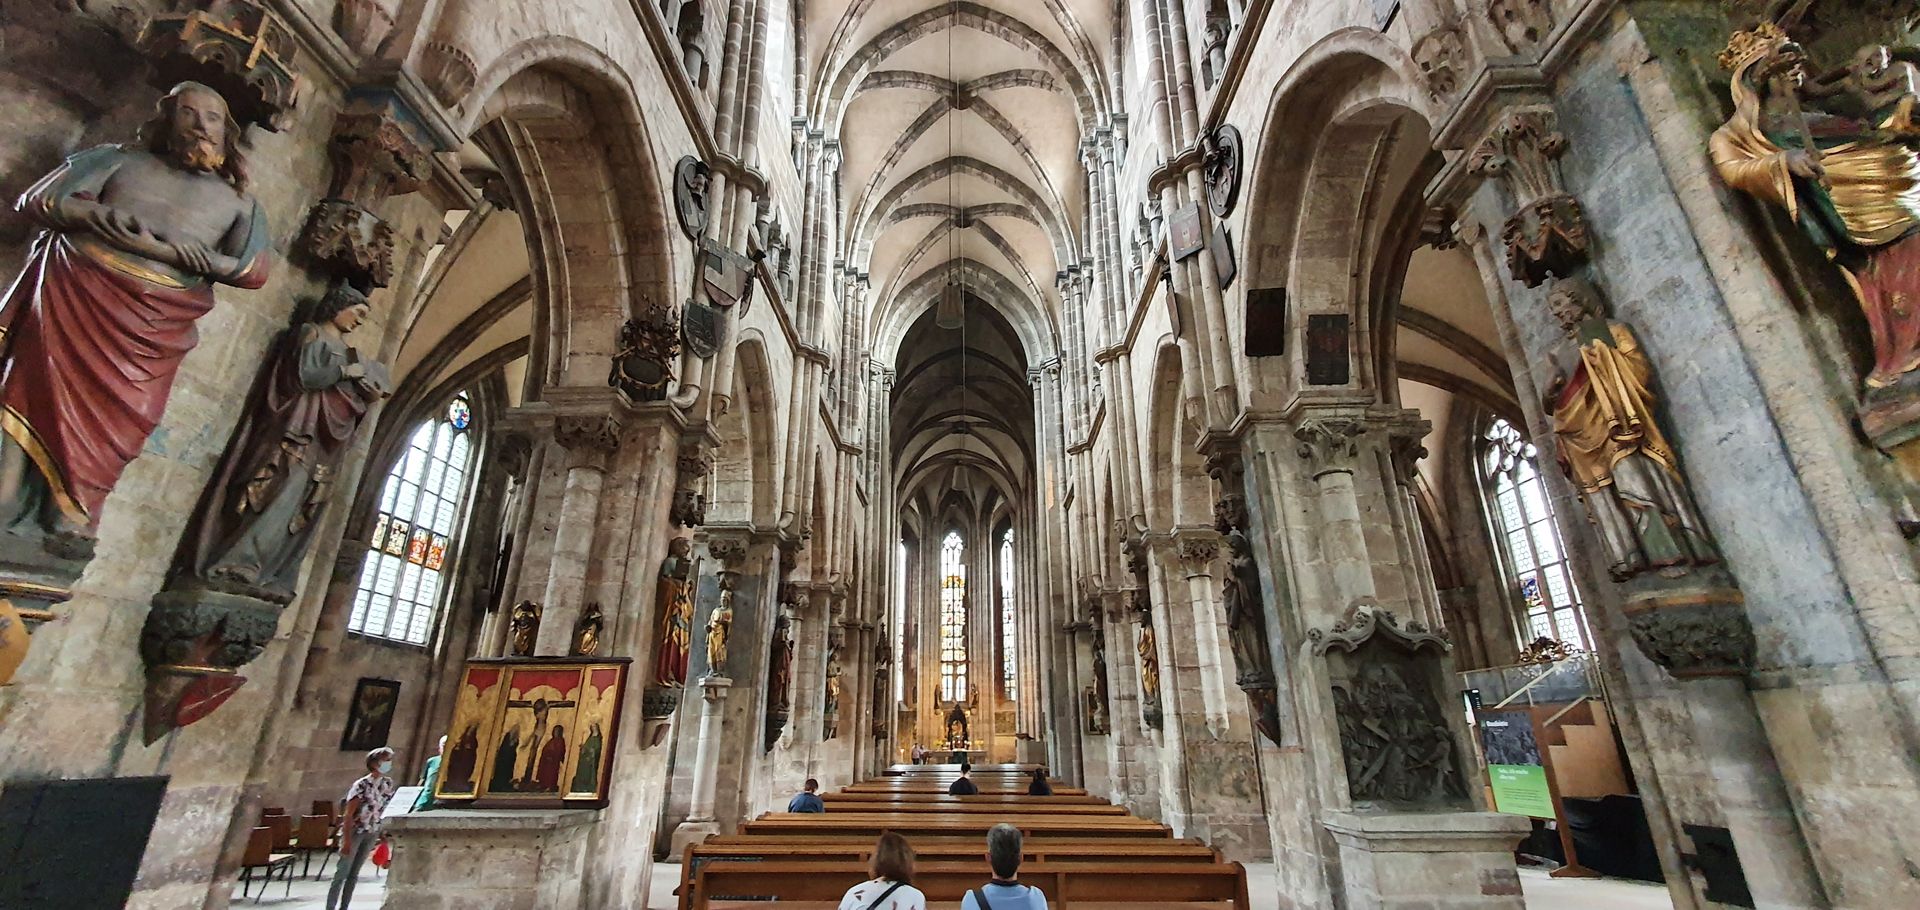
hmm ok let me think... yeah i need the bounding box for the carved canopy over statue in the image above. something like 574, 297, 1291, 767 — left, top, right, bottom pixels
1542, 279, 1720, 582
1, 82, 270, 553
1712, 22, 1920, 402
945, 702, 969, 749
168, 284, 389, 602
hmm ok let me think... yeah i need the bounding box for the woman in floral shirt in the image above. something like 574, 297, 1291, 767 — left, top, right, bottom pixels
326, 747, 398, 909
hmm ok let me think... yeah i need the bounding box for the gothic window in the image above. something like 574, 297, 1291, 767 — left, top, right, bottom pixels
939, 531, 968, 703
1481, 418, 1590, 650
349, 393, 476, 645
1000, 530, 1016, 699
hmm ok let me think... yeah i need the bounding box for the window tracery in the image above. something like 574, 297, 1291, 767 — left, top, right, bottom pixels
349, 393, 476, 645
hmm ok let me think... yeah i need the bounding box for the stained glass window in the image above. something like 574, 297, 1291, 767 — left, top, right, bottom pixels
1000, 530, 1016, 699
1481, 418, 1589, 651
939, 531, 968, 703
349, 392, 476, 645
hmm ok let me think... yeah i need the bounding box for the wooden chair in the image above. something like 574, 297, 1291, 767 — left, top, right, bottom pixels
311, 799, 336, 821
236, 826, 296, 902
293, 814, 335, 879
264, 813, 294, 852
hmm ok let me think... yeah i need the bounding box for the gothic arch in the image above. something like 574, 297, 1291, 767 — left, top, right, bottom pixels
711, 334, 781, 529
462, 45, 677, 399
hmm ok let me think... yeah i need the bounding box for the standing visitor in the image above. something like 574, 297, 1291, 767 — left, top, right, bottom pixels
327, 747, 398, 909
412, 735, 446, 811
835, 831, 926, 910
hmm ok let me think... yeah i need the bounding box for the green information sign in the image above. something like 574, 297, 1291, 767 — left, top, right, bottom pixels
1488, 763, 1554, 819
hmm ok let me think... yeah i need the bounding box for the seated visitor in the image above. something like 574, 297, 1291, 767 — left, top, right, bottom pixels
1026, 767, 1052, 796
836, 831, 926, 910
788, 778, 826, 813
960, 823, 1048, 910
948, 763, 979, 796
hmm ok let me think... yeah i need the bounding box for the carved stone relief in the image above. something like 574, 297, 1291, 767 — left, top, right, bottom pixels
1311, 602, 1469, 808
674, 155, 712, 240
609, 297, 681, 402
1203, 125, 1243, 218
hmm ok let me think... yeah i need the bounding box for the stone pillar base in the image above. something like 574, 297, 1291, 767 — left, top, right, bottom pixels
1322, 811, 1530, 910
667, 818, 720, 859
385, 808, 599, 909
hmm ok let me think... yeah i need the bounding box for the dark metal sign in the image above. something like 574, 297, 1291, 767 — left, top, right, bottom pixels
1211, 221, 1237, 289
1306, 313, 1351, 385
1169, 203, 1205, 261
683, 299, 720, 359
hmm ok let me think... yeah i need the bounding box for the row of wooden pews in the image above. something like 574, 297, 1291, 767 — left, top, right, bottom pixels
680, 764, 1251, 910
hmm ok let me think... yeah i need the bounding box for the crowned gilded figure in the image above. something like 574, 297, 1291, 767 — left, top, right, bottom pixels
1712, 23, 1920, 398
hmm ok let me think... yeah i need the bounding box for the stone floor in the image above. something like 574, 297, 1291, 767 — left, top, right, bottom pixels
254, 859, 1673, 909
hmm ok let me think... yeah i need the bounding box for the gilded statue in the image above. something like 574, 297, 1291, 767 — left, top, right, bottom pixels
1711, 23, 1920, 397
822, 661, 842, 739
652, 537, 695, 685
1137, 623, 1162, 712
169, 285, 388, 601
570, 602, 604, 657
509, 600, 541, 657
1, 82, 271, 550
1543, 279, 1719, 581
704, 573, 734, 676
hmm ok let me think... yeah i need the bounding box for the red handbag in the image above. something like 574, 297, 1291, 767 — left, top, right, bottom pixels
371, 839, 391, 869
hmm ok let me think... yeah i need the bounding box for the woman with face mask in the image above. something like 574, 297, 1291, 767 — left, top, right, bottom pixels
327, 747, 398, 909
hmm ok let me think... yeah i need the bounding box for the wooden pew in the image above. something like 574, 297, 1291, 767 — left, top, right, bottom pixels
679, 840, 1225, 909
692, 859, 1249, 910
739, 813, 1169, 840
818, 798, 1127, 816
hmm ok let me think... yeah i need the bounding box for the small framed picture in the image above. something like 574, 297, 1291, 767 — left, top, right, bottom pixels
340, 678, 401, 752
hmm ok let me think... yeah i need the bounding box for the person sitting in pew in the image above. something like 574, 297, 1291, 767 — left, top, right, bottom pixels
788, 778, 826, 813
835, 831, 925, 910
947, 763, 979, 796
1026, 768, 1052, 797
961, 824, 1047, 910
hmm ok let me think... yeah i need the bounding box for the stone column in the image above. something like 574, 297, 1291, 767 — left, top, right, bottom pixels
668, 674, 734, 854
534, 412, 621, 655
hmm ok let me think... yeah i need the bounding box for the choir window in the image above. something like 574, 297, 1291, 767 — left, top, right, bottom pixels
1481, 418, 1590, 650
349, 393, 475, 645
939, 531, 968, 703
1000, 530, 1016, 699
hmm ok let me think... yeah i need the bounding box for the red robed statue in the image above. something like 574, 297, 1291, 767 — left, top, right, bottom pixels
0, 82, 271, 551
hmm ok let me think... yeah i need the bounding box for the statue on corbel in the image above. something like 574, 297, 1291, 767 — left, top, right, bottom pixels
143, 282, 389, 742
1540, 277, 1754, 679
1712, 20, 1920, 460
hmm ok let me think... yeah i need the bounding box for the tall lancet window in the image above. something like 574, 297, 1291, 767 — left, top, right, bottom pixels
939, 531, 968, 703
999, 530, 1016, 698
350, 393, 476, 645
1481, 418, 1590, 650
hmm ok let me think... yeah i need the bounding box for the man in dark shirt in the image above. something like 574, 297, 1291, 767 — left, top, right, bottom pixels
949, 763, 979, 795
787, 778, 825, 813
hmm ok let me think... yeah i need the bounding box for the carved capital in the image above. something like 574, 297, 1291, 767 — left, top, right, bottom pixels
553, 414, 622, 461
1487, 0, 1556, 55
705, 532, 750, 570
1175, 530, 1222, 568
419, 41, 478, 109
495, 431, 534, 482
1294, 417, 1369, 479
302, 89, 437, 287
1384, 415, 1433, 486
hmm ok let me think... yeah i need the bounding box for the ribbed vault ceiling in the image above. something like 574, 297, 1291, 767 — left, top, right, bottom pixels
806, 0, 1113, 516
